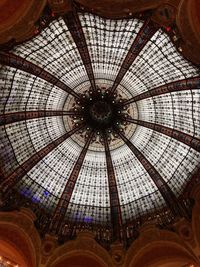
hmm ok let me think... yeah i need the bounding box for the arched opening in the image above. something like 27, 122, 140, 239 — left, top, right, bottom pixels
49, 254, 107, 267
0, 221, 39, 267
126, 241, 199, 267
46, 232, 113, 267
0, 239, 27, 266
177, 0, 200, 63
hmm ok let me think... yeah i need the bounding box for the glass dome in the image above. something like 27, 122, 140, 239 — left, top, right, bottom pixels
0, 10, 200, 238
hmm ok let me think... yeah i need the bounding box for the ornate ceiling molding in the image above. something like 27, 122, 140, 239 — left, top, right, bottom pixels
0, 0, 200, 255
0, 0, 47, 44
0, 208, 41, 267
0, 0, 200, 64
176, 0, 200, 64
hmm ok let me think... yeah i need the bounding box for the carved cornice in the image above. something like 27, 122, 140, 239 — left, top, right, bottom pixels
0, 0, 199, 64
0, 0, 47, 44
0, 208, 200, 266
176, 0, 200, 64
0, 209, 41, 267
125, 222, 200, 267
46, 230, 114, 267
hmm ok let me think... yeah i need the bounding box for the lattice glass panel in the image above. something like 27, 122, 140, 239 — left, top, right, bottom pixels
137, 90, 200, 138
12, 17, 88, 90
79, 13, 143, 81
121, 29, 199, 97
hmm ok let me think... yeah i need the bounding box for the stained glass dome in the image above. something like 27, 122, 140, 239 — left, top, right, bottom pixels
0, 9, 200, 240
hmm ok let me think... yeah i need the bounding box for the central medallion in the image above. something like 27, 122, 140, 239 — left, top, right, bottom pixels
82, 91, 118, 129
64, 85, 136, 148
89, 101, 113, 125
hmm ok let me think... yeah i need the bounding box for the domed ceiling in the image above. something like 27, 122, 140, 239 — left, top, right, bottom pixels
0, 9, 200, 233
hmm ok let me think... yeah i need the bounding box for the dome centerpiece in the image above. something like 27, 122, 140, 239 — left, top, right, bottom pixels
72, 88, 128, 132
0, 6, 200, 246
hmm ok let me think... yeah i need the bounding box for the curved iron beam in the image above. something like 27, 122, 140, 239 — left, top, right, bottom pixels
122, 77, 200, 106
63, 11, 97, 93
114, 128, 189, 218
0, 124, 84, 195
123, 117, 200, 152
50, 130, 94, 233
109, 19, 158, 96
0, 52, 81, 99
0, 110, 81, 126
103, 132, 123, 240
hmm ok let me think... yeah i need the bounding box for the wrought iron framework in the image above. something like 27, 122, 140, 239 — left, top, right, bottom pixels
0, 110, 80, 126
115, 128, 189, 218
0, 9, 199, 245
63, 11, 97, 93
0, 52, 80, 99
50, 131, 94, 233
123, 117, 200, 152
109, 19, 158, 95
103, 132, 122, 240
122, 77, 200, 105
0, 124, 84, 195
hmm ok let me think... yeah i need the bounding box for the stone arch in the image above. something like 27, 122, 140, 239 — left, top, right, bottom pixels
124, 224, 200, 267
126, 241, 199, 267
46, 231, 113, 267
191, 183, 200, 254
48, 252, 108, 267
176, 0, 200, 64
0, 239, 27, 266
0, 0, 47, 44
0, 208, 41, 267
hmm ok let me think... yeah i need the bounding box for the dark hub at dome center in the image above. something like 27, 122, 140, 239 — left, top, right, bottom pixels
82, 90, 119, 130
70, 87, 130, 134
89, 101, 113, 124
84, 97, 117, 129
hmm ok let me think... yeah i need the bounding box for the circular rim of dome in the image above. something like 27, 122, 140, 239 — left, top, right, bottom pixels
0, 9, 199, 245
